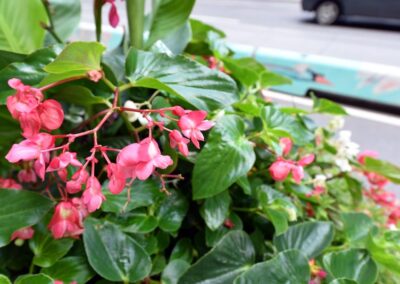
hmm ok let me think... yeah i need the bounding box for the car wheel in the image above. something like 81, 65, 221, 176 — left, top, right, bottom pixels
315, 1, 340, 25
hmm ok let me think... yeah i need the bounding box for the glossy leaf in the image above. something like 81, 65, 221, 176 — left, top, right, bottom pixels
192, 115, 255, 199
41, 256, 95, 284
48, 0, 81, 41
273, 221, 334, 259
170, 238, 193, 263
156, 190, 189, 233
0, 189, 53, 247
162, 260, 190, 284
367, 235, 400, 276
83, 218, 152, 282
0, 0, 48, 54
125, 48, 238, 112
341, 212, 375, 246
323, 249, 378, 284
0, 46, 61, 104
114, 212, 159, 234
234, 250, 310, 284
146, 0, 195, 48
179, 231, 255, 284
0, 275, 11, 284
0, 50, 25, 69
200, 191, 231, 230
159, 21, 192, 55
54, 85, 109, 106
186, 19, 225, 55
14, 274, 53, 284
205, 212, 243, 247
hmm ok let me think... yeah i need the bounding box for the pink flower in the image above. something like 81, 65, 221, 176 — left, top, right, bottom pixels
357, 150, 378, 164
388, 207, 400, 227
279, 137, 292, 156
6, 79, 42, 119
6, 140, 41, 163
104, 0, 119, 27
0, 178, 22, 190
47, 152, 82, 172
269, 154, 315, 184
71, 197, 89, 227
269, 159, 292, 182
307, 186, 325, 198
298, 154, 315, 167
82, 177, 105, 212
117, 138, 173, 180
366, 172, 388, 188
18, 169, 37, 183
11, 226, 34, 241
38, 99, 64, 131
169, 130, 190, 157
172, 106, 186, 116
291, 165, 304, 183
48, 201, 83, 239
107, 163, 126, 194
66, 168, 89, 194
19, 111, 41, 138
178, 110, 214, 149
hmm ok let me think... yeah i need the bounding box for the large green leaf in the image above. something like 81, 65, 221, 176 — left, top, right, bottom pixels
54, 85, 109, 106
146, 0, 195, 48
341, 212, 375, 246
110, 212, 159, 234
179, 231, 255, 284
158, 21, 192, 55
364, 157, 400, 184
0, 0, 48, 54
29, 224, 74, 268
41, 256, 94, 284
200, 191, 231, 231
273, 221, 334, 259
14, 274, 53, 284
48, 0, 81, 41
192, 115, 255, 199
170, 238, 193, 263
234, 250, 310, 284
0, 189, 53, 247
83, 218, 152, 282
0, 50, 26, 69
125, 48, 238, 111
162, 260, 191, 284
0, 46, 61, 104
205, 212, 243, 247
323, 249, 378, 284
156, 190, 189, 233
0, 275, 11, 284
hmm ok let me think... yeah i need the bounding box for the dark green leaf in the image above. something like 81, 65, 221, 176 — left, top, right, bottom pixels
0, 189, 53, 247
116, 212, 159, 234
0, 0, 48, 53
323, 249, 378, 284
201, 191, 231, 230
192, 115, 255, 199
186, 19, 225, 55
170, 238, 193, 263
54, 85, 109, 106
14, 274, 53, 284
156, 190, 189, 233
83, 218, 152, 282
0, 50, 26, 69
125, 48, 238, 111
273, 221, 334, 259
234, 250, 310, 284
205, 212, 243, 247
41, 256, 94, 284
179, 231, 255, 284
162, 260, 190, 284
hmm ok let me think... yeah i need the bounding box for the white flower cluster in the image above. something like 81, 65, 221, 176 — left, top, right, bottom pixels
332, 130, 360, 172
327, 116, 345, 132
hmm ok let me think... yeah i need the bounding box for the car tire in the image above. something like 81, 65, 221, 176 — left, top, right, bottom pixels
315, 1, 340, 25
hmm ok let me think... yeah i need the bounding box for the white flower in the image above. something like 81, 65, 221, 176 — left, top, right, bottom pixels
335, 158, 352, 172
313, 174, 327, 188
328, 116, 345, 132
124, 100, 148, 126
333, 130, 360, 158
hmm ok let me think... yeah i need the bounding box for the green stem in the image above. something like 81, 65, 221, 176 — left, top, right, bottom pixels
119, 82, 136, 92
42, 0, 63, 43
126, 0, 145, 49
29, 261, 35, 274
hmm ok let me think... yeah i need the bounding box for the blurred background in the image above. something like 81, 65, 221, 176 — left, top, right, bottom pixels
80, 0, 400, 189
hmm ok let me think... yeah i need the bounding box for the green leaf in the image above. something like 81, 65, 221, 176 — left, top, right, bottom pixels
159, 21, 192, 55
186, 19, 225, 55
0, 45, 61, 104
367, 234, 400, 276
201, 191, 231, 230
156, 190, 189, 233
113, 212, 159, 234
54, 85, 109, 106
162, 260, 191, 284
364, 157, 400, 184
264, 208, 289, 236
329, 279, 358, 284
83, 218, 152, 282
0, 0, 48, 53
102, 179, 164, 213
146, 0, 195, 48
47, 0, 81, 41
0, 275, 11, 284
179, 231, 255, 284
170, 238, 193, 263
0, 50, 26, 69
260, 71, 291, 87
341, 212, 375, 246
273, 221, 334, 259
41, 256, 94, 284
125, 48, 238, 112
205, 212, 243, 247
0, 189, 53, 247
323, 249, 378, 284
14, 274, 53, 284
234, 250, 310, 284
44, 42, 105, 74
312, 95, 347, 115
192, 115, 255, 199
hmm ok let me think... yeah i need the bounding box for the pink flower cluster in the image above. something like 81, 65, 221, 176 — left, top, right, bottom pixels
6, 79, 63, 138
309, 259, 327, 284
269, 138, 315, 184
358, 151, 400, 227
4, 78, 214, 239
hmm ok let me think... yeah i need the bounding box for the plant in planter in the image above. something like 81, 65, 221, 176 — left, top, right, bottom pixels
0, 0, 400, 283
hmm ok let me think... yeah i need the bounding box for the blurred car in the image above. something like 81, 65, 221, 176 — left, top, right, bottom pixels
302, 0, 400, 25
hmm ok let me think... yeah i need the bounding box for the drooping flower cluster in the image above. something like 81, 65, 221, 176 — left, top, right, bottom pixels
4, 78, 214, 239
269, 138, 315, 184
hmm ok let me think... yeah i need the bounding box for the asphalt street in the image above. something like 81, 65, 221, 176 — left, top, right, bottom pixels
80, 0, 400, 191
